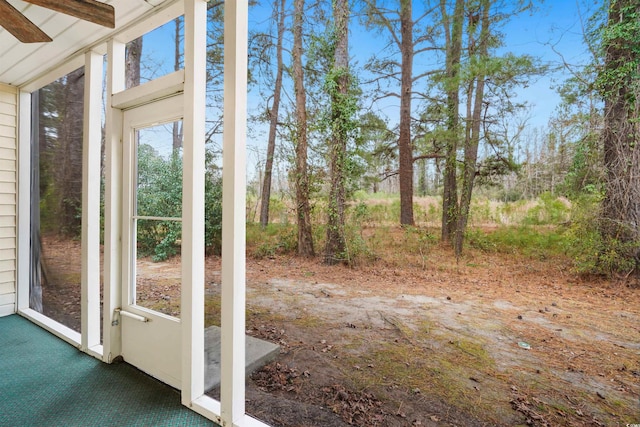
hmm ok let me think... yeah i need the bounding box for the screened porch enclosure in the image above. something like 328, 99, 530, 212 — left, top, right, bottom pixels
0, 1, 266, 426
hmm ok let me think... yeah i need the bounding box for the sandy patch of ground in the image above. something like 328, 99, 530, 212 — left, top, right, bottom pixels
240, 251, 639, 426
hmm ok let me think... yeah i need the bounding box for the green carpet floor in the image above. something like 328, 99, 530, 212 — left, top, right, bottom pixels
0, 315, 217, 427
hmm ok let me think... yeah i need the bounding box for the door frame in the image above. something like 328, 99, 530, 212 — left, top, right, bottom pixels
120, 95, 184, 389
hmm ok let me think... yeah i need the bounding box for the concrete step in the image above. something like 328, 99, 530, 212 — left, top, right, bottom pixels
204, 326, 280, 392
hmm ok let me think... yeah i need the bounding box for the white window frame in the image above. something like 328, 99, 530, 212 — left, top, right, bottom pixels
16, 51, 103, 360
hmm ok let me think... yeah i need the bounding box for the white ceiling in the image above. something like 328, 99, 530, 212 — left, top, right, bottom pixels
0, 0, 170, 87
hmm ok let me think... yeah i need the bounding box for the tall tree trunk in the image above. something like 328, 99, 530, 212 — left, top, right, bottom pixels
398, 0, 414, 226
324, 0, 350, 264
440, 0, 464, 242
260, 0, 286, 228
125, 37, 143, 89
293, 0, 315, 257
454, 1, 489, 257
600, 0, 640, 275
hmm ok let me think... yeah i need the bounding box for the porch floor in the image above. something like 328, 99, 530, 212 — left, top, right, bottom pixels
0, 315, 218, 427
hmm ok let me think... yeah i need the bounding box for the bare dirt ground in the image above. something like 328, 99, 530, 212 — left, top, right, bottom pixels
39, 232, 640, 427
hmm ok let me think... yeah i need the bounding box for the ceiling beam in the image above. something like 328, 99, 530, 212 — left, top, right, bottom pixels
0, 0, 52, 43
23, 0, 115, 28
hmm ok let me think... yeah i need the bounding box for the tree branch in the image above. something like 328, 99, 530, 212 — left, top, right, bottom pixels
413, 153, 445, 162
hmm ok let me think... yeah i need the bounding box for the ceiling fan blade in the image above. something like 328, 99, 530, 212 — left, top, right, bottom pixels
23, 0, 115, 28
0, 0, 52, 43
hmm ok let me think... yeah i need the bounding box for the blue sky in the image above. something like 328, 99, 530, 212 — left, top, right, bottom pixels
346, 0, 594, 129
139, 0, 598, 170
498, 0, 595, 128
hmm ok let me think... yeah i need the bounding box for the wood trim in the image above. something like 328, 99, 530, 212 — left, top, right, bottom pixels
80, 50, 103, 352
102, 39, 125, 362
220, 0, 249, 423
181, 0, 206, 406
19, 309, 81, 346
23, 0, 115, 29
0, 0, 52, 43
16, 91, 30, 312
111, 70, 185, 110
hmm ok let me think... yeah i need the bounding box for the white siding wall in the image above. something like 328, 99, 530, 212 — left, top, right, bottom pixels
0, 84, 17, 317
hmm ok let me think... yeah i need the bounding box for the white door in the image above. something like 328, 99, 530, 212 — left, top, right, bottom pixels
121, 95, 184, 389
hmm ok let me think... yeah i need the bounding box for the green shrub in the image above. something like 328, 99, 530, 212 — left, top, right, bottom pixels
465, 226, 567, 258
470, 199, 493, 224
564, 195, 639, 276
352, 202, 371, 224
268, 197, 289, 224
427, 203, 439, 221
136, 147, 183, 261
352, 189, 369, 201
248, 223, 298, 258
465, 228, 498, 252
342, 226, 375, 265
366, 203, 395, 223
136, 146, 223, 261
403, 226, 436, 268
204, 171, 223, 255
499, 188, 523, 203
523, 193, 570, 225
340, 203, 379, 265
491, 226, 566, 257
497, 199, 529, 225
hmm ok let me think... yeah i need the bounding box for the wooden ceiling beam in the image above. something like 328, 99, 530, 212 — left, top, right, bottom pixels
23, 0, 115, 28
0, 0, 52, 43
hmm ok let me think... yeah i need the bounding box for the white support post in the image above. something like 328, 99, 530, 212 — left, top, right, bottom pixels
182, 0, 207, 406
221, 0, 249, 425
16, 91, 31, 312
103, 40, 125, 362
81, 51, 104, 353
